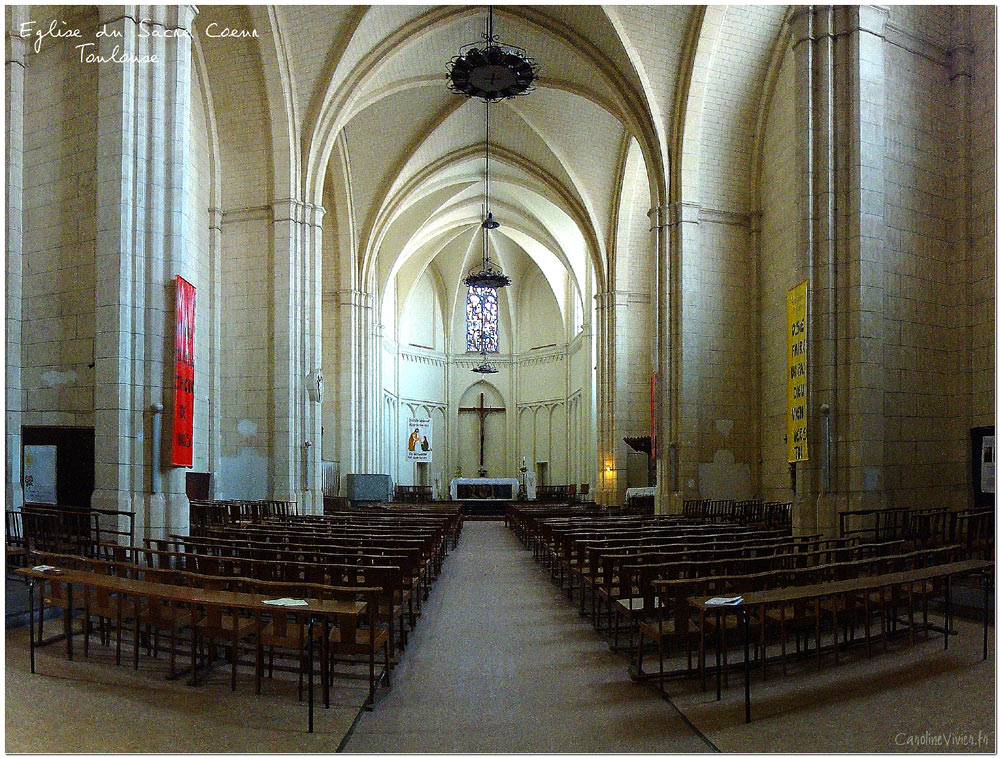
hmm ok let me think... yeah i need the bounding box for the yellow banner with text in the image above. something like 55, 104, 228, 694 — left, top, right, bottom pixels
786, 280, 808, 462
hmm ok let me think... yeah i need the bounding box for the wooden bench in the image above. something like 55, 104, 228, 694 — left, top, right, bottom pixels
16, 559, 379, 732
687, 558, 993, 723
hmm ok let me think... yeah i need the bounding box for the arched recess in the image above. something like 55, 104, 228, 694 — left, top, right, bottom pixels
456, 380, 507, 478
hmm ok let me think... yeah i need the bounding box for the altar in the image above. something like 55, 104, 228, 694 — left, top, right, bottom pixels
449, 477, 520, 501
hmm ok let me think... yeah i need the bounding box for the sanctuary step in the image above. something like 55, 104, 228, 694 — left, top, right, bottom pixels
457, 500, 516, 518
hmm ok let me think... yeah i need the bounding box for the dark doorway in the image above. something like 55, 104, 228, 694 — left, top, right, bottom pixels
21, 426, 95, 508
186, 471, 212, 500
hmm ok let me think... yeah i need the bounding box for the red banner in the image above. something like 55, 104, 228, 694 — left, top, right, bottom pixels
171, 276, 195, 467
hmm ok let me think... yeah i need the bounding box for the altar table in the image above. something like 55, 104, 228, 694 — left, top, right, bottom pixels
449, 477, 519, 500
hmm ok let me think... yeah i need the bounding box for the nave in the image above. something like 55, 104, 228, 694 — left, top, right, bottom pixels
342, 520, 710, 753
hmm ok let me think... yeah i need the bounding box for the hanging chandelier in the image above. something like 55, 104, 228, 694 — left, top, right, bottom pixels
446, 6, 538, 102
471, 348, 499, 375
462, 101, 511, 291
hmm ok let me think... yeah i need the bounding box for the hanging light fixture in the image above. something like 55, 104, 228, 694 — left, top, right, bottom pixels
471, 346, 499, 375
446, 6, 538, 102
463, 101, 511, 291
448, 6, 538, 374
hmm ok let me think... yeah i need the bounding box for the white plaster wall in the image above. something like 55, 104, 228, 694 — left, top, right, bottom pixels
968, 8, 996, 427
882, 29, 963, 507
400, 273, 442, 351
517, 273, 563, 350
217, 216, 272, 499
185, 56, 214, 472
20, 10, 98, 428
758, 49, 799, 502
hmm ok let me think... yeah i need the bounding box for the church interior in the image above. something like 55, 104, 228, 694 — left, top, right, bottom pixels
4, 3, 996, 753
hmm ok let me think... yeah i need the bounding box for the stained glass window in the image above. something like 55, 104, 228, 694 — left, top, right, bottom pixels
466, 286, 499, 353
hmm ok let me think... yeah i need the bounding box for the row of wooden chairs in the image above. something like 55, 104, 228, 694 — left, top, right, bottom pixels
513, 508, 988, 710
682, 499, 793, 528
839, 505, 994, 556
29, 551, 390, 706
25, 507, 463, 713
635, 544, 970, 689
393, 486, 433, 503
7, 505, 134, 568
189, 499, 297, 532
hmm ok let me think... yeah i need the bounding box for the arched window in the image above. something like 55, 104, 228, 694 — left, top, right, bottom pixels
466, 286, 499, 353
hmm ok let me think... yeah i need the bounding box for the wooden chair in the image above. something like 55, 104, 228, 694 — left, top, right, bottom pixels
186, 575, 256, 690
250, 580, 325, 701
327, 585, 392, 708
34, 554, 86, 648
137, 567, 192, 678
636, 575, 706, 689
81, 559, 143, 668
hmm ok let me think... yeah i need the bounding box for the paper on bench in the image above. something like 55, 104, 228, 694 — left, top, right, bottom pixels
705, 596, 743, 606
262, 597, 309, 607
33, 565, 59, 572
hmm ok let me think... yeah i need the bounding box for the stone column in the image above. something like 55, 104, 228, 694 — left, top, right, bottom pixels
91, 5, 198, 542
665, 200, 701, 510
594, 290, 614, 504
207, 207, 224, 490
92, 6, 143, 519
649, 203, 671, 513
789, 6, 889, 537
837, 6, 890, 525
271, 198, 325, 512
947, 14, 974, 456
6, 6, 28, 511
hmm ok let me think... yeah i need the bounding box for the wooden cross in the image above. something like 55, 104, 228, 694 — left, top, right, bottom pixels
458, 392, 506, 469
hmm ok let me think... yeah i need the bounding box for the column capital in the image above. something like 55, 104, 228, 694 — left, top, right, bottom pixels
5, 5, 30, 66
948, 44, 974, 81
833, 5, 890, 38
666, 201, 700, 227
272, 198, 326, 226
647, 204, 668, 229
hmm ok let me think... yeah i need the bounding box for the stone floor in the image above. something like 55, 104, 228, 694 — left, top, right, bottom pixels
342, 520, 712, 752
5, 521, 996, 753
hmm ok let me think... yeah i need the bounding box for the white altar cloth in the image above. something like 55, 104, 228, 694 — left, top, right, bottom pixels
450, 477, 520, 500
625, 486, 656, 501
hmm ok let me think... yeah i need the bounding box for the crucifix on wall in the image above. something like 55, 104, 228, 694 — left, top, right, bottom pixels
458, 392, 506, 472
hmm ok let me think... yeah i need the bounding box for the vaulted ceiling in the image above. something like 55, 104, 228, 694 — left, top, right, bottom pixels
193, 5, 790, 328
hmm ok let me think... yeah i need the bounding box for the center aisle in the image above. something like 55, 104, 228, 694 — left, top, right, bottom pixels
343, 520, 711, 753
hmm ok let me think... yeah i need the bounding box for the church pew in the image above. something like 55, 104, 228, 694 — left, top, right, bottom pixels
685, 558, 992, 724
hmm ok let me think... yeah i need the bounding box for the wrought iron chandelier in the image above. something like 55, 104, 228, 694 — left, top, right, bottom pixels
471, 347, 499, 375
446, 6, 538, 102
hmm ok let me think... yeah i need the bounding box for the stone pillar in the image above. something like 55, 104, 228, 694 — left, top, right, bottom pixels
207, 207, 224, 490
271, 199, 325, 512
947, 14, 974, 457
664, 200, 701, 510
789, 6, 889, 538
92, 6, 143, 519
91, 5, 198, 541
649, 204, 672, 513
326, 287, 376, 481
6, 6, 28, 511
594, 290, 615, 504
837, 6, 890, 525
